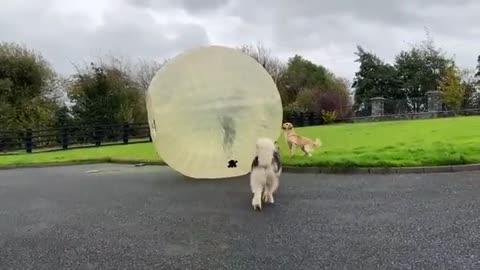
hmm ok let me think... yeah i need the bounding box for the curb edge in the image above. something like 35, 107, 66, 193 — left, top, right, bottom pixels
1, 160, 479, 174
282, 164, 480, 174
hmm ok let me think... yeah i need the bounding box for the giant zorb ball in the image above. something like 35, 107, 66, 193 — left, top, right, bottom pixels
146, 45, 283, 179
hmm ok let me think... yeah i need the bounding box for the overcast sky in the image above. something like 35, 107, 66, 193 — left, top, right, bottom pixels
1, 0, 478, 81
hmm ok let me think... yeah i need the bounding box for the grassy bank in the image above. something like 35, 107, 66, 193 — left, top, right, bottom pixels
1, 116, 480, 168
278, 116, 480, 167
0, 143, 162, 167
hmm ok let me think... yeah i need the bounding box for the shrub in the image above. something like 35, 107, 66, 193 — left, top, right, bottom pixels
321, 110, 337, 124
283, 102, 308, 124
312, 88, 353, 119
283, 101, 308, 114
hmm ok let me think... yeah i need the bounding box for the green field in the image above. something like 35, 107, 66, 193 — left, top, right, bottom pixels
1, 116, 480, 168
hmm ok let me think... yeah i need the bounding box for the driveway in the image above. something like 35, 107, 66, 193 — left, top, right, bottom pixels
0, 164, 479, 269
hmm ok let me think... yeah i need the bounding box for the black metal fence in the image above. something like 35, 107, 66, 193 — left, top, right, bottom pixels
0, 122, 151, 153
282, 103, 480, 127
2, 98, 480, 154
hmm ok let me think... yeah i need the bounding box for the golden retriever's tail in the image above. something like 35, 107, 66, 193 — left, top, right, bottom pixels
314, 138, 322, 147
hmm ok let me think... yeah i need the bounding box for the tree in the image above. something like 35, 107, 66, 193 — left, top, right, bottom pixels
68, 59, 147, 126
291, 85, 352, 120
439, 63, 465, 114
352, 33, 453, 115
53, 105, 75, 127
238, 43, 350, 116
474, 54, 480, 108
459, 68, 479, 109
133, 58, 168, 91
394, 35, 452, 112
394, 49, 428, 112
281, 54, 352, 119
293, 88, 316, 112
0, 42, 62, 130
352, 46, 403, 114
238, 42, 288, 103
476, 55, 480, 78
281, 54, 335, 105
311, 77, 353, 119
238, 41, 286, 85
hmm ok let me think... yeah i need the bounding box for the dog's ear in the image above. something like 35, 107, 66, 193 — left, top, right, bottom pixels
274, 141, 280, 152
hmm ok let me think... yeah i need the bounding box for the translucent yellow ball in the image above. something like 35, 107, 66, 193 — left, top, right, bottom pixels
146, 45, 283, 179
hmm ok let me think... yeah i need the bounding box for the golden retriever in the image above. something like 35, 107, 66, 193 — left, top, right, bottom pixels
282, 122, 322, 157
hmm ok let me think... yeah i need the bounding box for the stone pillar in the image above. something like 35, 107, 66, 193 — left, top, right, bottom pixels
426, 91, 442, 112
370, 97, 386, 117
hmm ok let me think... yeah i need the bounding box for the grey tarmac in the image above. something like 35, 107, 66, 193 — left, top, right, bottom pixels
0, 164, 479, 270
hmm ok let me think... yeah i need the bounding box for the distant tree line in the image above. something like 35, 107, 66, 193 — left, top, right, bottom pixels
239, 42, 353, 120
241, 33, 479, 118
1, 31, 479, 131
351, 32, 479, 115
0, 42, 166, 131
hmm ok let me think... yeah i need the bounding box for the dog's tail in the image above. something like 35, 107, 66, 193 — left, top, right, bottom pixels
256, 138, 275, 167
314, 138, 322, 147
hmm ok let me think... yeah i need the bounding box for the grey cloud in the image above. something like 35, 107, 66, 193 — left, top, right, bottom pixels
228, 0, 413, 25
226, 0, 476, 25
124, 0, 478, 55
127, 0, 230, 14
0, 0, 210, 75
218, 0, 479, 67
89, 6, 209, 59
1, 0, 478, 82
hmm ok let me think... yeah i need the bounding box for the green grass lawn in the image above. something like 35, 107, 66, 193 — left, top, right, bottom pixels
278, 115, 480, 167
2, 116, 480, 168
0, 143, 162, 167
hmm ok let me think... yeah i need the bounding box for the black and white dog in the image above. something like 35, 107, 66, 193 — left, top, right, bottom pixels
250, 138, 282, 211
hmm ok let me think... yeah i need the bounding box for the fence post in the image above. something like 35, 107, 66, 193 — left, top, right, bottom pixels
94, 125, 102, 147
284, 112, 293, 124
148, 123, 153, 142
297, 112, 304, 127
308, 112, 315, 126
426, 90, 442, 114
148, 122, 153, 142
370, 97, 386, 117
313, 111, 322, 125
123, 122, 129, 144
61, 127, 69, 150
25, 128, 32, 153
302, 112, 308, 127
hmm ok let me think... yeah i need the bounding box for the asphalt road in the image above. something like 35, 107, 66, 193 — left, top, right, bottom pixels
1, 164, 480, 270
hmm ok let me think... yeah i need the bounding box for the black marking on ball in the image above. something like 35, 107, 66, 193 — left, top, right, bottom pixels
228, 160, 238, 168
220, 115, 235, 155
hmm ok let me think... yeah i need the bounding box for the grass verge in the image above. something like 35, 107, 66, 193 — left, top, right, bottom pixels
0, 143, 164, 167
1, 116, 480, 168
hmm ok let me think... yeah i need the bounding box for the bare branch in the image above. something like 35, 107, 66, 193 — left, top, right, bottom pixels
238, 41, 286, 84
133, 58, 168, 90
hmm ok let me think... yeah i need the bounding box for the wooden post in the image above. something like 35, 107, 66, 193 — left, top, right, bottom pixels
123, 122, 129, 144
25, 128, 32, 153
297, 112, 304, 127
61, 127, 69, 150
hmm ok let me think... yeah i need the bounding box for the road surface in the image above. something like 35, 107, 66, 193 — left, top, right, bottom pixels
1, 164, 479, 269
